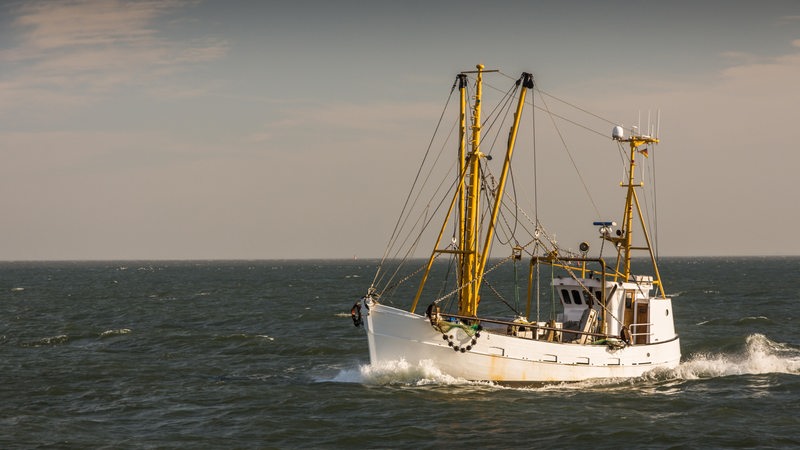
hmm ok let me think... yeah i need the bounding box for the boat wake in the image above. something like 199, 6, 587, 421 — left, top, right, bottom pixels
663, 333, 800, 380
331, 359, 491, 387
331, 334, 798, 388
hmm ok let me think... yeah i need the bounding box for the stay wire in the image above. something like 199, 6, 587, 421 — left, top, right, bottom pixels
536, 85, 603, 219
652, 141, 659, 261
538, 90, 618, 126
463, 72, 520, 157
372, 77, 459, 289
484, 80, 522, 246
496, 71, 613, 140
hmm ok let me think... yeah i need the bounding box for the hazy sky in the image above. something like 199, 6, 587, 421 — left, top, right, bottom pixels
1, 0, 799, 260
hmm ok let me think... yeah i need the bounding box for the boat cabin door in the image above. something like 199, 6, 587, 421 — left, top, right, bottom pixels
623, 290, 650, 344
623, 290, 635, 328
635, 302, 650, 344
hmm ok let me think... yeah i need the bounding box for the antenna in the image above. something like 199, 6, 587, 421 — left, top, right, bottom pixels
637, 111, 641, 136
656, 109, 661, 140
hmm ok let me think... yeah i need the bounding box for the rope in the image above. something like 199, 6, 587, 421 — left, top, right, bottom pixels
431, 255, 514, 305
483, 277, 520, 315
380, 252, 444, 299
554, 257, 625, 330
536, 86, 603, 220
378, 170, 462, 297
372, 78, 460, 289
537, 89, 618, 126
532, 81, 539, 230
496, 71, 613, 140
652, 142, 660, 261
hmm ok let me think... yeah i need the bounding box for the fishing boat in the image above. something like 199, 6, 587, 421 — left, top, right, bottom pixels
350, 65, 680, 382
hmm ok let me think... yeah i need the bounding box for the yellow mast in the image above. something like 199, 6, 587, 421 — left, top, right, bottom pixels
475, 73, 534, 301
457, 73, 468, 313
613, 133, 666, 297
410, 66, 533, 315
408, 72, 472, 315
459, 68, 533, 316
459, 64, 485, 316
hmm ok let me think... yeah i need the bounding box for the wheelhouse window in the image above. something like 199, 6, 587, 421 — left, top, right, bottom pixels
571, 290, 582, 305
561, 289, 572, 304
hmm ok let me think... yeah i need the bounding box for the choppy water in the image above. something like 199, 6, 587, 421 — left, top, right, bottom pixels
2, 258, 799, 448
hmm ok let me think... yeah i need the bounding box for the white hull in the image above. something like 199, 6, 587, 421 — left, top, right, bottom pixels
363, 301, 681, 382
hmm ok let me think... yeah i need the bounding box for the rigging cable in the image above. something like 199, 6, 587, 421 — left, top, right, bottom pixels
641, 146, 655, 261
372, 78, 460, 290
496, 71, 613, 140
537, 90, 618, 126
375, 122, 461, 294
652, 140, 660, 261
489, 80, 521, 244
531, 78, 539, 232
379, 160, 465, 298
531, 86, 541, 322
465, 72, 520, 157
536, 85, 603, 219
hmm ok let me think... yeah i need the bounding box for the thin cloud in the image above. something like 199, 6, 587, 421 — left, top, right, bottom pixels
0, 0, 227, 113
245, 100, 441, 148
12, 0, 170, 51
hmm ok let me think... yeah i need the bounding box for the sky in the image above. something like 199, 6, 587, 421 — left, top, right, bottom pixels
0, 0, 799, 260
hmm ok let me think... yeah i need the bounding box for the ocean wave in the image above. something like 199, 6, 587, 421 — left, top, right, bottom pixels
736, 316, 772, 325
99, 328, 132, 338
697, 316, 773, 326
22, 334, 69, 347
213, 333, 274, 341
671, 333, 800, 379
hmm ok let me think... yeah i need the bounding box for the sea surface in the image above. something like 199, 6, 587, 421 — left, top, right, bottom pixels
1, 257, 799, 449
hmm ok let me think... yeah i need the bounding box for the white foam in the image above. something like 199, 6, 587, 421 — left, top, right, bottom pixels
332, 359, 491, 387
672, 333, 800, 379
329, 334, 799, 389
100, 328, 132, 337
24, 334, 69, 347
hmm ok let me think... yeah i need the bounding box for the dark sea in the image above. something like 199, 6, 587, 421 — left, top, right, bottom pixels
2, 257, 799, 449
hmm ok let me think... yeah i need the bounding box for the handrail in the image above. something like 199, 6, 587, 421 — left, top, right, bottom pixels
438, 312, 611, 342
